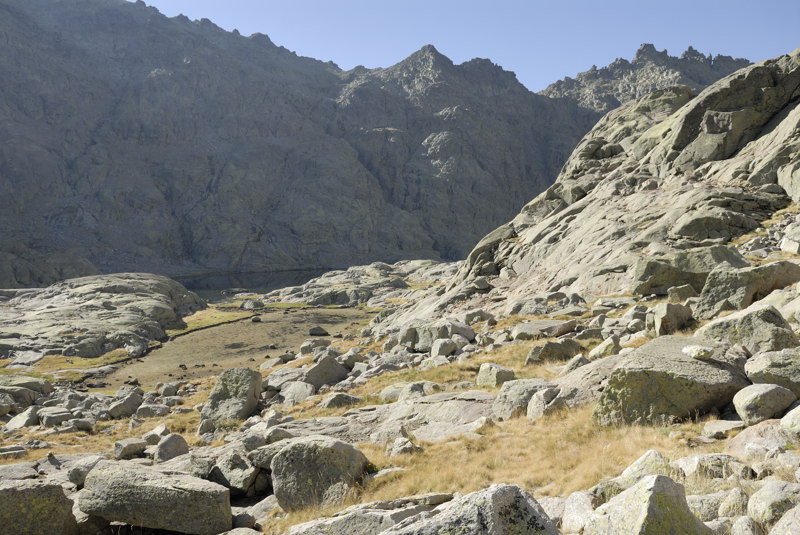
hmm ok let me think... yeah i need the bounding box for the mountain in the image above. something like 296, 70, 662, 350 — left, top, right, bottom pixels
378, 47, 800, 331
540, 43, 750, 113
0, 0, 597, 287
0, 0, 746, 288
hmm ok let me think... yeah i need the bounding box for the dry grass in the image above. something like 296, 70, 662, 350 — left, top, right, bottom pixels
265, 404, 723, 533
31, 349, 131, 373
165, 307, 253, 337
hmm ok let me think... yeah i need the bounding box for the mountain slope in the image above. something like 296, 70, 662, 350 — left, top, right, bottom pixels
541, 43, 750, 113
0, 0, 598, 287
377, 47, 800, 330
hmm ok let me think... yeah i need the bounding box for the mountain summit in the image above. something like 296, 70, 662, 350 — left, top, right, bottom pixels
540, 43, 751, 113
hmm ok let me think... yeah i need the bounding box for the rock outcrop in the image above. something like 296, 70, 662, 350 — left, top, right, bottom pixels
377, 47, 800, 331
0, 273, 205, 362
541, 43, 750, 113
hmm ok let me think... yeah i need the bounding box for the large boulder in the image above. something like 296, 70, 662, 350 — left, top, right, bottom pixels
399, 319, 474, 353
772, 502, 800, 535
632, 245, 749, 295
78, 460, 231, 535
747, 481, 800, 531
733, 384, 797, 426
270, 435, 370, 511
583, 475, 712, 535
693, 261, 800, 320
652, 303, 692, 335
595, 336, 749, 425
695, 304, 799, 354
475, 363, 516, 387
283, 493, 453, 535
492, 379, 554, 420
379, 484, 559, 535
0, 480, 78, 535
201, 368, 262, 422
725, 420, 800, 462
745, 348, 800, 396
302, 355, 349, 390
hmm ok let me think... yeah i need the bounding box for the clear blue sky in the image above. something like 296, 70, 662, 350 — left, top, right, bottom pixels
137, 0, 800, 91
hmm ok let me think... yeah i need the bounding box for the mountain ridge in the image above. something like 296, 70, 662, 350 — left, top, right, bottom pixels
0, 0, 747, 288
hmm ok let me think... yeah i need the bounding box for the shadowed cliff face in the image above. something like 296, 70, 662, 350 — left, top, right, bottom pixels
0, 1, 749, 289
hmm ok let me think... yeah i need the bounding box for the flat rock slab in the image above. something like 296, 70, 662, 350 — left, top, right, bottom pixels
78, 460, 231, 535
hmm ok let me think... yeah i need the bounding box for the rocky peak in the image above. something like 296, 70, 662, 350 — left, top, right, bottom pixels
541, 43, 751, 113
633, 43, 670, 63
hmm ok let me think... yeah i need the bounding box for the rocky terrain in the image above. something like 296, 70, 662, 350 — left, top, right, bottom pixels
0, 0, 749, 288
2, 46, 800, 535
541, 43, 751, 113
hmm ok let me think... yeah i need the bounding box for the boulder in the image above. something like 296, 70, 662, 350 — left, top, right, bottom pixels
745, 348, 800, 396
303, 355, 349, 390
270, 435, 370, 511
318, 393, 363, 409
693, 261, 800, 320
747, 481, 800, 531
733, 384, 797, 426
510, 320, 576, 340
589, 450, 674, 503
632, 245, 748, 295
686, 491, 728, 522
475, 363, 516, 387
4, 406, 40, 431
725, 420, 800, 462
696, 304, 799, 354
201, 368, 262, 422
379, 484, 558, 535
78, 460, 231, 535
209, 448, 260, 495
492, 379, 554, 420
107, 392, 143, 419
595, 336, 749, 425
153, 433, 190, 464
652, 302, 692, 335
0, 480, 78, 535
430, 338, 458, 358
114, 438, 147, 460
588, 335, 621, 360
527, 386, 580, 421
771, 502, 800, 535
283, 493, 453, 535
583, 475, 712, 535
526, 339, 582, 364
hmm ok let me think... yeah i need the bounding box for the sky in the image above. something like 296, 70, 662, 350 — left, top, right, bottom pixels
136, 0, 800, 92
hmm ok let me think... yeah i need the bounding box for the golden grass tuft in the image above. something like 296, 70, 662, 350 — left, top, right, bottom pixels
265, 404, 725, 533
165, 306, 253, 337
